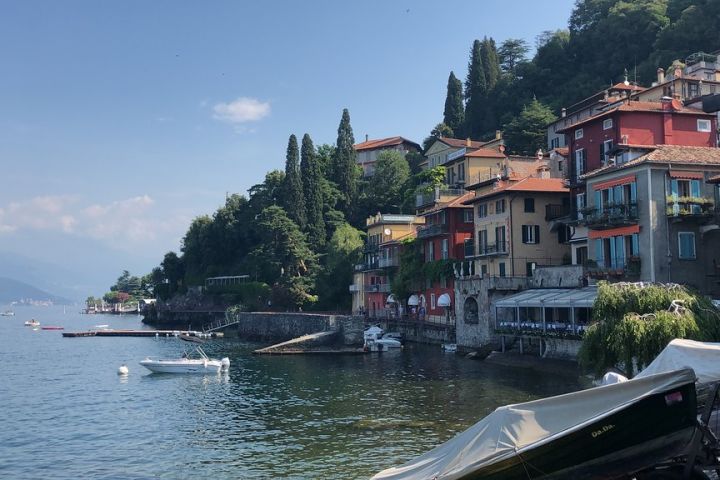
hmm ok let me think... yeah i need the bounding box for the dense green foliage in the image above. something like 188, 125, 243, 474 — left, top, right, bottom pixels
503, 99, 557, 156
331, 109, 358, 215
282, 134, 306, 229
443, 71, 464, 137
579, 282, 720, 376
301, 133, 325, 250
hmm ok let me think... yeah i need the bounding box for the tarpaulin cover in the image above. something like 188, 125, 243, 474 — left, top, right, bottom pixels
636, 339, 720, 385
371, 369, 695, 480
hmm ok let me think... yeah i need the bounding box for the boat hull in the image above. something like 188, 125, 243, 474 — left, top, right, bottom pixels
460, 380, 697, 480
139, 359, 222, 374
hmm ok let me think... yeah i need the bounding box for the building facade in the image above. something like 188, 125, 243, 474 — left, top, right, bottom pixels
353, 136, 421, 176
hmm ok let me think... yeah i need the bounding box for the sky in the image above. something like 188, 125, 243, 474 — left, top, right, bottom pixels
0, 0, 575, 296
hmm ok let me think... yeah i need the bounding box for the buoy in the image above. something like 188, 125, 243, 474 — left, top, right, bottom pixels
117, 364, 129, 375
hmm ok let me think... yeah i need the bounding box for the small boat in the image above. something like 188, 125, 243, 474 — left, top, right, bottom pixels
0, 310, 15, 316
371, 368, 698, 480
41, 326, 64, 330
441, 343, 457, 353
364, 326, 402, 352
140, 346, 229, 374
24, 319, 40, 327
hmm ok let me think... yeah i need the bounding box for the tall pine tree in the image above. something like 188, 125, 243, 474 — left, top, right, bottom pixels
464, 39, 486, 140
301, 133, 325, 249
479, 37, 501, 135
443, 71, 464, 137
282, 134, 306, 228
331, 109, 357, 215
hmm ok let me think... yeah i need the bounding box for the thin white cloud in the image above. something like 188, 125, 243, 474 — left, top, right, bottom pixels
212, 97, 270, 124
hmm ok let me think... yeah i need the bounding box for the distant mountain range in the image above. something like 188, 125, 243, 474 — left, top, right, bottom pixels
0, 277, 72, 305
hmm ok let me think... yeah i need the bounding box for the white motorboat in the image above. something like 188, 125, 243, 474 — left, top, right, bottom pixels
364, 326, 402, 352
24, 319, 40, 327
140, 346, 230, 374
0, 310, 15, 316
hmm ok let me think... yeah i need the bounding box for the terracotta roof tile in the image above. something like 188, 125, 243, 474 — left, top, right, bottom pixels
585, 145, 720, 179
465, 147, 506, 158
465, 177, 568, 203
354, 136, 420, 151
421, 192, 475, 214
708, 174, 720, 184
436, 137, 486, 149
610, 82, 645, 92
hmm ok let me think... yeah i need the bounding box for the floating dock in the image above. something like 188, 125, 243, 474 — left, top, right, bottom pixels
62, 330, 224, 338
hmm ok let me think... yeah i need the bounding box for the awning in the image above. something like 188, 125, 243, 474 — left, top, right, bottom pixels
386, 294, 396, 304
407, 295, 419, 306
437, 293, 452, 307
592, 175, 636, 191
493, 287, 598, 309
668, 171, 704, 180
588, 224, 640, 239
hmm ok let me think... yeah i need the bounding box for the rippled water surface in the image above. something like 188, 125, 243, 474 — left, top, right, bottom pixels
0, 306, 584, 479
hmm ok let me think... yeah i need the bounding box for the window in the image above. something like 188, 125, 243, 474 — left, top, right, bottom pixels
698, 119, 712, 132
428, 241, 435, 261
477, 204, 488, 218
440, 276, 447, 288
495, 199, 505, 214
495, 226, 506, 252
678, 232, 696, 260
524, 198, 535, 213
458, 163, 465, 182
526, 262, 537, 277
601, 139, 613, 165
576, 193, 586, 220
689, 83, 700, 98
431, 293, 436, 309
498, 262, 506, 277
575, 128, 584, 140
478, 229, 488, 254
603, 118, 613, 130
441, 239, 449, 260
550, 137, 560, 149
463, 209, 473, 223
481, 264, 488, 276
522, 225, 540, 244
464, 237, 474, 258
575, 149, 586, 179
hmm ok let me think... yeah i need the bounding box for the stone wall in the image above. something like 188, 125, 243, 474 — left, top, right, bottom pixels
231, 312, 365, 345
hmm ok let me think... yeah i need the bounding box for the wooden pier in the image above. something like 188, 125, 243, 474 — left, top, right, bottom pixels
62, 329, 224, 338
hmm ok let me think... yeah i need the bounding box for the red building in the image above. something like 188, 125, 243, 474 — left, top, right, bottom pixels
415, 192, 474, 323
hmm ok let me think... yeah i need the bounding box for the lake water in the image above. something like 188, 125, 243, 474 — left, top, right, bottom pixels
0, 305, 584, 479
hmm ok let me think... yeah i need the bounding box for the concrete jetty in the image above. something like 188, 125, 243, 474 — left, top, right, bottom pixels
62, 329, 224, 338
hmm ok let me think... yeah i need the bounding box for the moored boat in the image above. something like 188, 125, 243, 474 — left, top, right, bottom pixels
364, 326, 402, 352
140, 346, 229, 374
371, 368, 698, 480
0, 310, 15, 316
41, 326, 64, 330
24, 319, 40, 327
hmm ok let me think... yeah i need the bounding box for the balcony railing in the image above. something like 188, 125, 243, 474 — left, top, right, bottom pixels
665, 197, 715, 219
476, 241, 509, 257
580, 202, 639, 230
355, 260, 380, 271
416, 187, 466, 208
365, 283, 391, 293
545, 203, 571, 221
378, 257, 400, 268
363, 243, 379, 254
416, 223, 449, 239
586, 256, 641, 278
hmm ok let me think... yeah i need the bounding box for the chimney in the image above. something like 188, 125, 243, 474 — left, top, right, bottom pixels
561, 108, 567, 118
495, 130, 502, 140
657, 67, 665, 84
498, 145, 506, 154
674, 64, 682, 79
365, 134, 369, 142
466, 137, 472, 147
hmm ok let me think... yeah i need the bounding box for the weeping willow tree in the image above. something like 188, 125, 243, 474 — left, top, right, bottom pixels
579, 282, 720, 377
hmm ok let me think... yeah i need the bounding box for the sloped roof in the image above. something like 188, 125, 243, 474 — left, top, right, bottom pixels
354, 136, 421, 151
610, 82, 645, 92
585, 145, 720, 179
708, 174, 720, 184
465, 147, 506, 158
435, 137, 486, 149
557, 100, 713, 133
465, 177, 568, 203
421, 192, 475, 215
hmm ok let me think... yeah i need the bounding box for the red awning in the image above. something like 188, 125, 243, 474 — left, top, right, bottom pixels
668, 171, 704, 180
588, 224, 640, 239
592, 175, 636, 191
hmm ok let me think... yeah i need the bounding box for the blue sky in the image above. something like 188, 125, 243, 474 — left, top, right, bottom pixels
0, 0, 575, 295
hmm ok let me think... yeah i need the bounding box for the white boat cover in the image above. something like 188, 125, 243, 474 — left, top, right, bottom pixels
371, 369, 695, 480
636, 339, 720, 385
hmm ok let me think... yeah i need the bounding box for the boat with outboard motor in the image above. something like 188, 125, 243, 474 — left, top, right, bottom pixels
363, 326, 402, 352
140, 334, 229, 374
1, 310, 14, 316
24, 319, 40, 327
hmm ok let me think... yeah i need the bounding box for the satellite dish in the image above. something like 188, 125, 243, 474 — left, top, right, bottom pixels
384, 228, 392, 236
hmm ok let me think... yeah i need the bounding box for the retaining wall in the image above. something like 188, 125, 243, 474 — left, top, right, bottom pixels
231, 312, 364, 345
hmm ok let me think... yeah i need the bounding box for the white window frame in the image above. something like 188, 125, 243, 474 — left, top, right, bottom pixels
575, 128, 584, 140
477, 204, 488, 218
698, 119, 712, 132
522, 225, 539, 244
575, 148, 586, 176
603, 118, 613, 130
576, 193, 586, 220
678, 232, 696, 260
603, 139, 613, 164
463, 209, 473, 223
431, 293, 436, 309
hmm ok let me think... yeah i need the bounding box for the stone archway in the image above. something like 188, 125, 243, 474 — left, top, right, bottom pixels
463, 297, 479, 324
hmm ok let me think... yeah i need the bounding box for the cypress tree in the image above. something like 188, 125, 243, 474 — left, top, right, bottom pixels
479, 37, 501, 135
331, 109, 357, 214
464, 39, 486, 140
301, 133, 325, 249
443, 71, 464, 138
282, 134, 306, 228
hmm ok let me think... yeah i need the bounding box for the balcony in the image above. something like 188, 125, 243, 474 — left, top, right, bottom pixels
363, 243, 379, 254
580, 202, 638, 230
416, 187, 466, 208
355, 260, 380, 271
348, 284, 360, 292
666, 197, 715, 221
545, 203, 571, 221
378, 257, 400, 268
585, 256, 641, 279
416, 223, 449, 239
365, 283, 391, 293
477, 241, 509, 257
